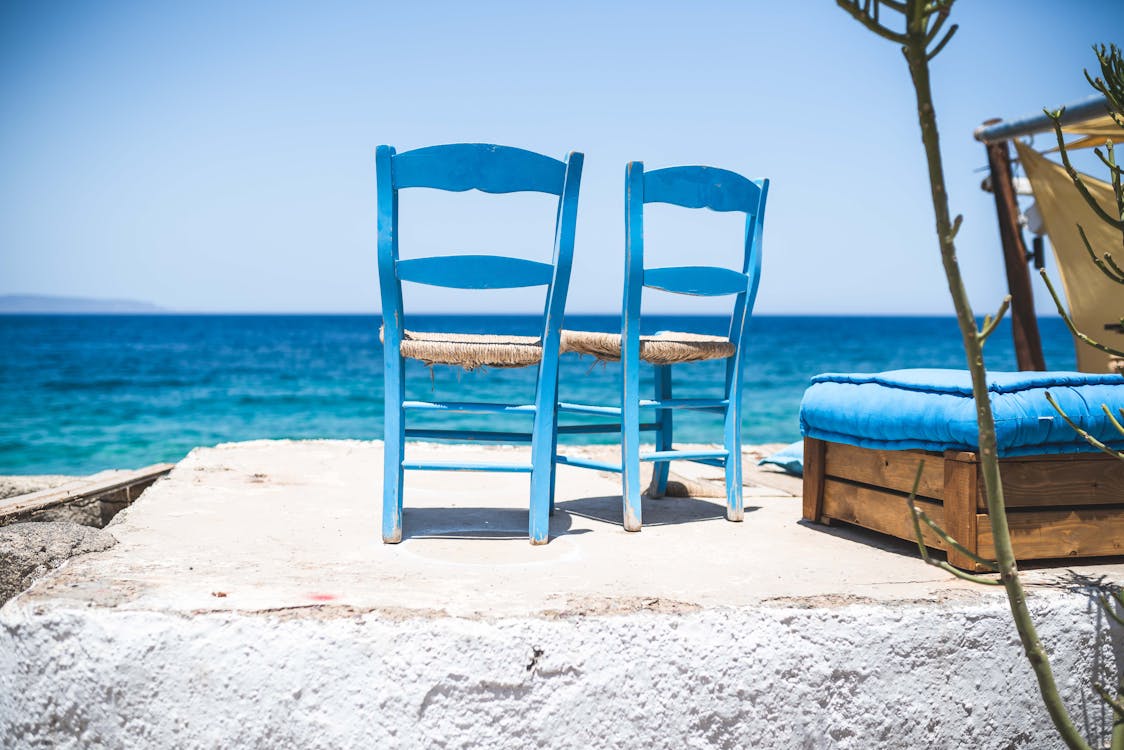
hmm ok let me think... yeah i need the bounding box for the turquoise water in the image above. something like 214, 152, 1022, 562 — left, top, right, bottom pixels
0, 314, 1077, 475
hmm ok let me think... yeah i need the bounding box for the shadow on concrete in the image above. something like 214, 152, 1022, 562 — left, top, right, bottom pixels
556, 494, 760, 527
1049, 570, 1124, 746
402, 507, 588, 541
796, 517, 930, 560
402, 495, 762, 540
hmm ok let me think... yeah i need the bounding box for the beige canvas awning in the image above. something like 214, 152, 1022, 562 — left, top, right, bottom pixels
1014, 140, 1124, 372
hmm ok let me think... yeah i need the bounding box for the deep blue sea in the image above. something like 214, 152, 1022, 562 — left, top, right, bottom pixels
0, 314, 1077, 475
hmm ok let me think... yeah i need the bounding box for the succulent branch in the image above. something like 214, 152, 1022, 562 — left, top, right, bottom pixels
1076, 225, 1124, 284
1085, 44, 1124, 127
1040, 270, 1124, 357
1047, 110, 1124, 230
1103, 404, 1124, 436
978, 295, 1012, 343
925, 24, 957, 62
836, 0, 908, 43
837, 2, 1100, 747
1095, 683, 1124, 719
1044, 392, 1124, 461
903, 464, 1000, 583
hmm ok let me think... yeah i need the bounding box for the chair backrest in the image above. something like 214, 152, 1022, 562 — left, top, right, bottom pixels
377, 143, 584, 354
624, 161, 769, 347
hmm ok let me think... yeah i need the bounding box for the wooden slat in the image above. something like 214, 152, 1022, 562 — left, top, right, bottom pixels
943, 453, 980, 570
824, 442, 945, 500
821, 479, 947, 549
984, 453, 1124, 509
0, 463, 173, 521
802, 437, 827, 522
978, 507, 1124, 560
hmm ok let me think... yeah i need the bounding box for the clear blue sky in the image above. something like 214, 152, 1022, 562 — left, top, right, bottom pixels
1, 1, 1121, 314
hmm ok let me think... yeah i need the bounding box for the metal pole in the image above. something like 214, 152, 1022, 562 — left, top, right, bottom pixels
985, 139, 1046, 371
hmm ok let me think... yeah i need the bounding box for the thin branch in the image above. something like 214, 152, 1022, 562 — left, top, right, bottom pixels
1045, 391, 1124, 461
904, 462, 1001, 583
1077, 225, 1124, 284
912, 505, 1001, 572
1104, 404, 1124, 437
978, 295, 1011, 343
946, 213, 963, 242
1047, 111, 1124, 230
926, 24, 957, 61
1092, 146, 1123, 178
1039, 269, 1124, 357
836, 0, 909, 43
1095, 683, 1124, 717
923, 11, 947, 46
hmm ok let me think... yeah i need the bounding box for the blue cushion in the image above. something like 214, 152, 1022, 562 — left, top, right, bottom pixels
799, 369, 1124, 457
758, 441, 804, 476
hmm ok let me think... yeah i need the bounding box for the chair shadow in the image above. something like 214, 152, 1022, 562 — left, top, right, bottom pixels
556, 494, 761, 528
402, 507, 589, 541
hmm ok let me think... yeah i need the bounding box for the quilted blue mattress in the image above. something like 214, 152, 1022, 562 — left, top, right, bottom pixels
799, 369, 1124, 456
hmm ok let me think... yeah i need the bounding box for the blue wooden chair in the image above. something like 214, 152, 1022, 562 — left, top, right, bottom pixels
559, 161, 768, 531
377, 143, 583, 545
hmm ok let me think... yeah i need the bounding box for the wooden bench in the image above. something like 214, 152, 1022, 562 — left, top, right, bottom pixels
0, 463, 173, 527
802, 437, 1124, 570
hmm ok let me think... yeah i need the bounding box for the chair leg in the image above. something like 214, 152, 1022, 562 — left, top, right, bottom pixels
529, 361, 558, 545
548, 403, 559, 517
622, 356, 643, 532
382, 357, 405, 543
723, 371, 744, 522
649, 365, 672, 498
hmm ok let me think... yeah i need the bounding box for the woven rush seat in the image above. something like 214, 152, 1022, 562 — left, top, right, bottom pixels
561, 330, 735, 365
381, 328, 542, 370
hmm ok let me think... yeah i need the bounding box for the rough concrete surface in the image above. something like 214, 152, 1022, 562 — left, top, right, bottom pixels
1, 439, 1122, 749
0, 521, 115, 605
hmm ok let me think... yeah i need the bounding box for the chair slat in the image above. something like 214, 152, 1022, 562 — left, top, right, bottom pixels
402, 460, 533, 473
405, 428, 532, 443
397, 255, 554, 289
393, 143, 566, 195
643, 266, 748, 296
641, 449, 729, 462
643, 166, 761, 212
403, 400, 537, 414
555, 455, 623, 473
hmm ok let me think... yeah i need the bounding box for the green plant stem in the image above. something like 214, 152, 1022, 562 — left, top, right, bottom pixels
899, 11, 1093, 749
1040, 269, 1124, 357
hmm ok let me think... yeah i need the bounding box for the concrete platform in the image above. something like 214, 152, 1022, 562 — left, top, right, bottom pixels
2, 440, 1123, 749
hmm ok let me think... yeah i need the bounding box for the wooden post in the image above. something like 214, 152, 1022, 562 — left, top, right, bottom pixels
802, 437, 827, 523
942, 451, 980, 571
985, 140, 1047, 371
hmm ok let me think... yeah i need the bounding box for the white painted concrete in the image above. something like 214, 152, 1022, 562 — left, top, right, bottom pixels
2, 440, 1122, 749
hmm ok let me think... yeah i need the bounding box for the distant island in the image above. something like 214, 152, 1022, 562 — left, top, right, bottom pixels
0, 294, 165, 314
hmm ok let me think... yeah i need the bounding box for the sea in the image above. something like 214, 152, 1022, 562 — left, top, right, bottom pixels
0, 314, 1078, 475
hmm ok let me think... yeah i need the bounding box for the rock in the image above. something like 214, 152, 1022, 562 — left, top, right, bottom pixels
0, 522, 116, 606
23, 496, 104, 528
